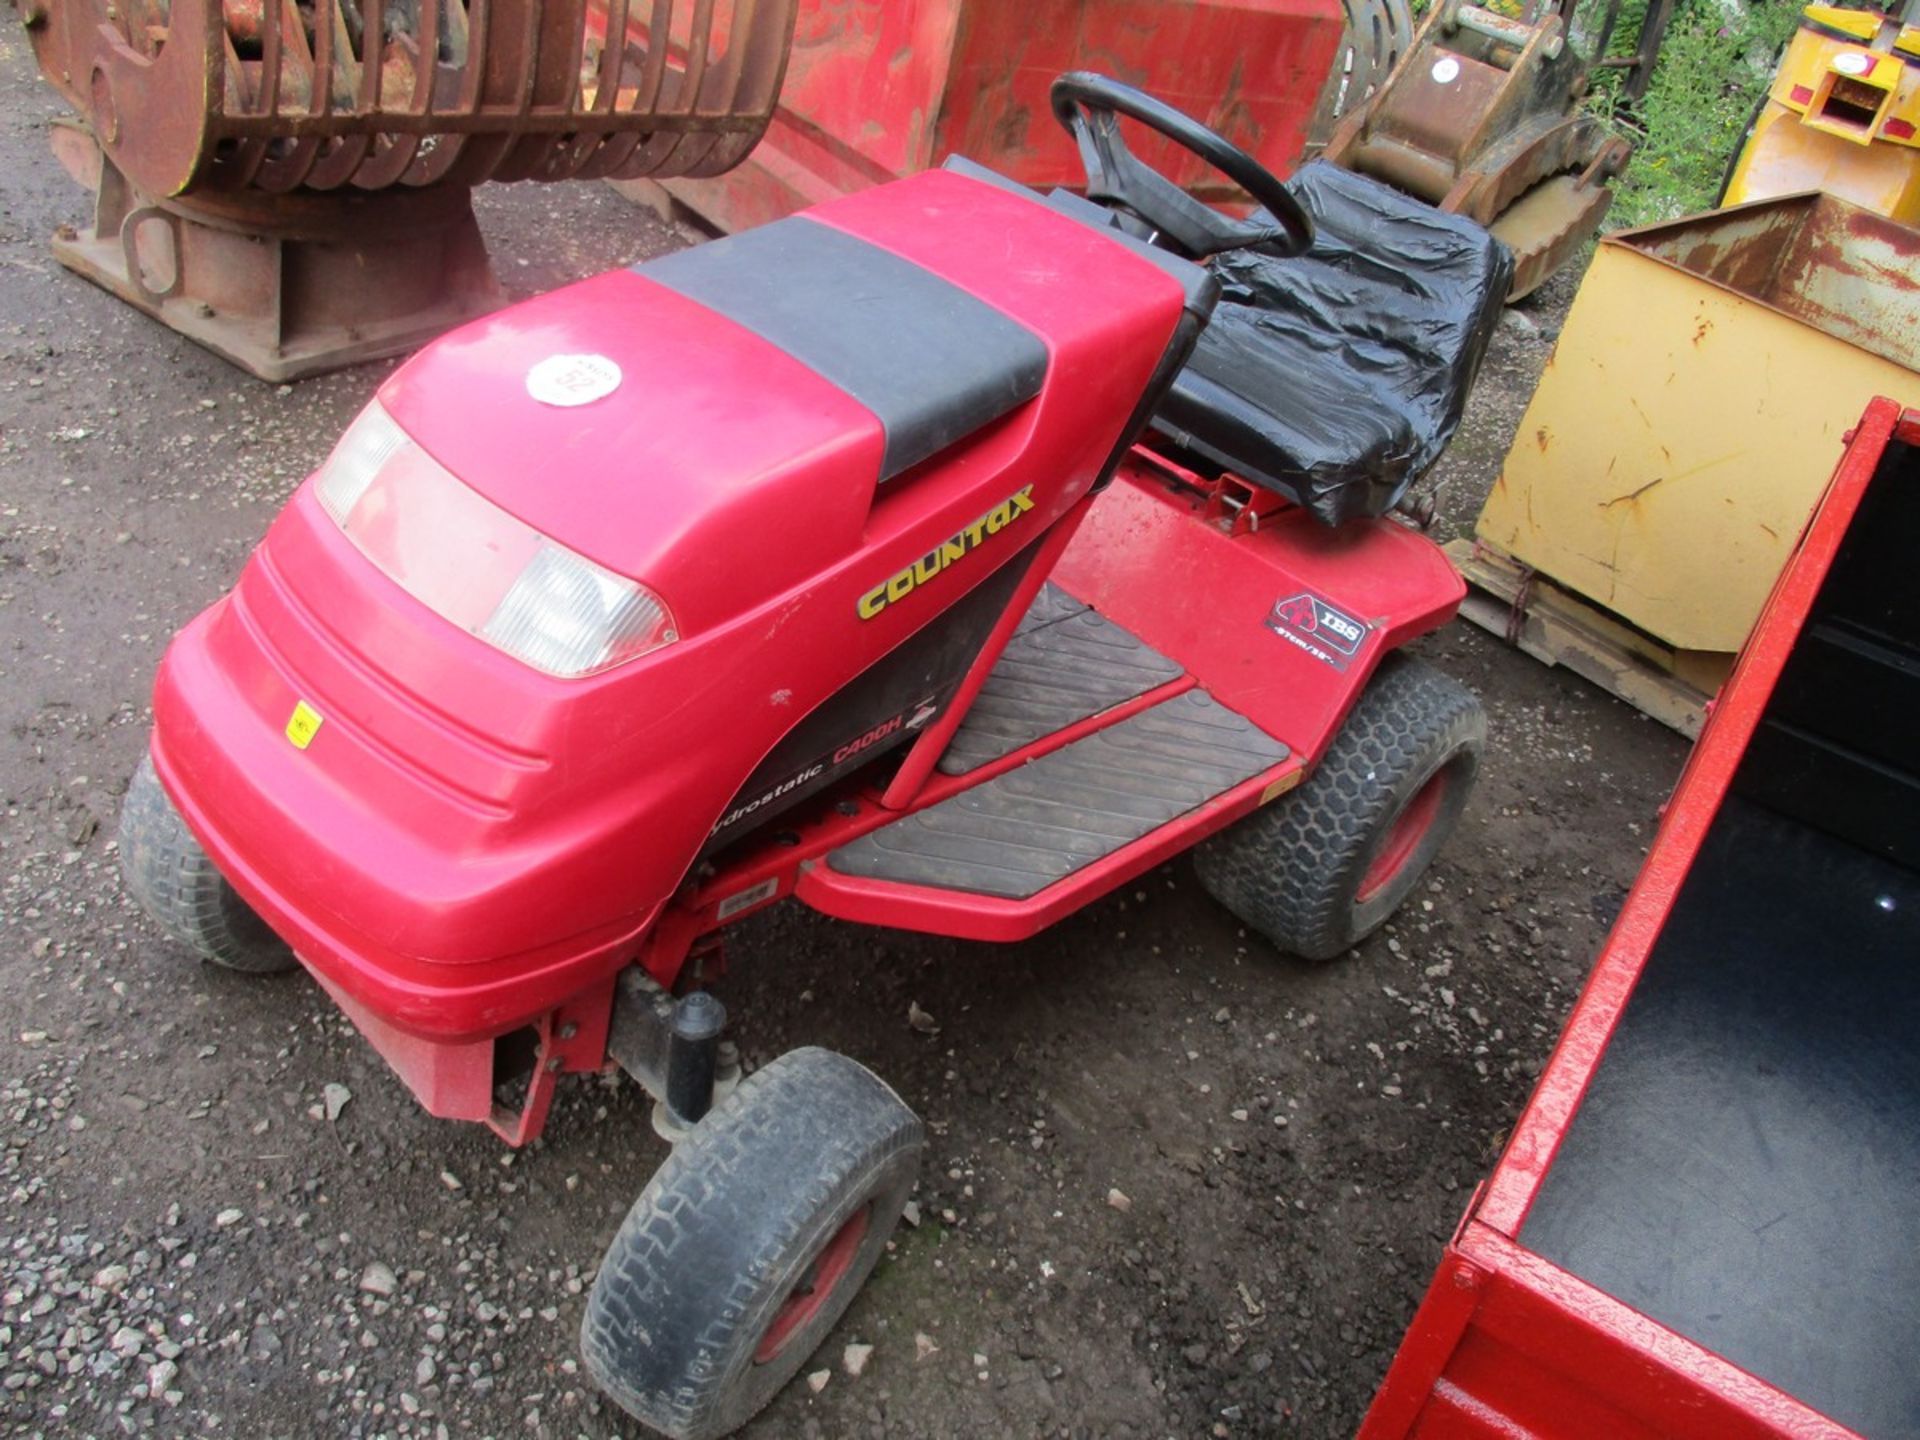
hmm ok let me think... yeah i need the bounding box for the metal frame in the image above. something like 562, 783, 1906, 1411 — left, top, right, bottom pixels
1584, 0, 1675, 103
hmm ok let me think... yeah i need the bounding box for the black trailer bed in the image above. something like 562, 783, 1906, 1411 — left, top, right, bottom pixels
1522, 796, 1920, 1438
1522, 440, 1920, 1439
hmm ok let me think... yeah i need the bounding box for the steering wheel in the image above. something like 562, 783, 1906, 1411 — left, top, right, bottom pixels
1050, 72, 1314, 260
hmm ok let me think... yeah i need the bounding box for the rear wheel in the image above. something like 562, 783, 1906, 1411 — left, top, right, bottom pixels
119, 754, 297, 974
1194, 653, 1483, 960
582, 1047, 922, 1440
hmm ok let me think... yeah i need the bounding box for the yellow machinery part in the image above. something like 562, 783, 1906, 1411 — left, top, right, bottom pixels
1803, 2, 1920, 54
1724, 15, 1920, 220
1729, 99, 1920, 219
1477, 192, 1920, 655
1804, 3, 1882, 41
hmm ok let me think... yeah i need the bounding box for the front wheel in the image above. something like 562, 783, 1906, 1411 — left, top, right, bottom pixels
1194, 653, 1484, 961
119, 754, 298, 974
582, 1046, 923, 1440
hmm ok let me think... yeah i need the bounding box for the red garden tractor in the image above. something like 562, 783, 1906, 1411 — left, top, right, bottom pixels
119, 74, 1511, 1437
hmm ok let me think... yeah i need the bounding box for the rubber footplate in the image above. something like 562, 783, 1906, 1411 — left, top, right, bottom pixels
830, 689, 1287, 899
936, 585, 1183, 777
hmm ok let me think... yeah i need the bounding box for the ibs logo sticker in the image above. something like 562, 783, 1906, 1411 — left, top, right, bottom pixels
1267, 592, 1369, 670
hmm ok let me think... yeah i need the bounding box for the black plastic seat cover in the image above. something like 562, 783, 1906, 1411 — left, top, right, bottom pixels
1154, 160, 1514, 526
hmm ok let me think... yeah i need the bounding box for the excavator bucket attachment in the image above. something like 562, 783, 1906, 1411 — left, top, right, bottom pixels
19, 0, 797, 378
1323, 0, 1629, 300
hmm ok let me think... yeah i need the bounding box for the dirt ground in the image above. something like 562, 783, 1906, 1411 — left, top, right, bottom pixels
0, 39, 1688, 1440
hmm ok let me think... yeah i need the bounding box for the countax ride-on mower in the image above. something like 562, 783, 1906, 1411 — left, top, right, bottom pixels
120, 74, 1509, 1437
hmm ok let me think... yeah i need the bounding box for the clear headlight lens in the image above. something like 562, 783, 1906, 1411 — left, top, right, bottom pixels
314, 402, 410, 525
480, 542, 674, 678
310, 400, 677, 678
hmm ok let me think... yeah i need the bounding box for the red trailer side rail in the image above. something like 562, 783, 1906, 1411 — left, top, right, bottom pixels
1361, 396, 1919, 1439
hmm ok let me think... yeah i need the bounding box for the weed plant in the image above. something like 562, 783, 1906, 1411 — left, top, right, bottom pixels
1589, 0, 1810, 227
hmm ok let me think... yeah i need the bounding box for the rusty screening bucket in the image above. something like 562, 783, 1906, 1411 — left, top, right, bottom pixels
28, 0, 798, 198
21, 0, 797, 378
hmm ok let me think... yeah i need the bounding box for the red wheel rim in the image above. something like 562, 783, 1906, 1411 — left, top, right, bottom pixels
1357, 771, 1449, 904
753, 1204, 871, 1365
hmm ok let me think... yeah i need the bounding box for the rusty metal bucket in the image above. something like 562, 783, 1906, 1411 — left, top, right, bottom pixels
1323, 0, 1628, 300
19, 0, 797, 378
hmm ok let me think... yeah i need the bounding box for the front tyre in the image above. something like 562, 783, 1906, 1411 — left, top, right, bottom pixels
582, 1047, 923, 1440
119, 754, 298, 974
1194, 653, 1484, 961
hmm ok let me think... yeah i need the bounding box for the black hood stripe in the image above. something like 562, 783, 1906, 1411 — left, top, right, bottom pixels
635, 217, 1049, 483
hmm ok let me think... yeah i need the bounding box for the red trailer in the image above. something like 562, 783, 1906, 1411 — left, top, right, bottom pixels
1360, 395, 1920, 1438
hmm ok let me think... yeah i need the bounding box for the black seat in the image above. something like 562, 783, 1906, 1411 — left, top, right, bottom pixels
1153, 160, 1514, 526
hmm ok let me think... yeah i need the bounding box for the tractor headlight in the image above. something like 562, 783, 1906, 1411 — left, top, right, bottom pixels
313, 400, 410, 525
479, 541, 673, 679
310, 400, 677, 678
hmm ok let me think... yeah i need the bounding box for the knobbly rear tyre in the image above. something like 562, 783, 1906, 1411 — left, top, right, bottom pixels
581, 1046, 922, 1440
1194, 653, 1484, 961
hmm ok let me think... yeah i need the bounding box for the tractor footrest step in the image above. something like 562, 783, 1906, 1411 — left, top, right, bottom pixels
936, 584, 1184, 777
830, 690, 1288, 899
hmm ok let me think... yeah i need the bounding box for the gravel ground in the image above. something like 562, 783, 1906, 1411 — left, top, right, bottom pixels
0, 37, 1686, 1440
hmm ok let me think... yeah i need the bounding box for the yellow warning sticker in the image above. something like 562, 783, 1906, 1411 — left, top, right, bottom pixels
285, 700, 325, 750
1259, 771, 1303, 805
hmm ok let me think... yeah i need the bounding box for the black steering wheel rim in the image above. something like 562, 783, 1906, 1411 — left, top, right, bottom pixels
1049, 71, 1313, 259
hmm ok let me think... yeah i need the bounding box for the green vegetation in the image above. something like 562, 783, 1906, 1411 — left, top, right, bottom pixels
1589, 0, 1810, 229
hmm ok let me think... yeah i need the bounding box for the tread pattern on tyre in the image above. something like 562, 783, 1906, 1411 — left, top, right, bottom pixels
1194, 653, 1484, 962
581, 1046, 923, 1440
119, 755, 296, 974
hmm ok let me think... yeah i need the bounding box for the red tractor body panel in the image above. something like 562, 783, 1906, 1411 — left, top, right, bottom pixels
143, 162, 1474, 1139
1054, 461, 1464, 765
645, 0, 1345, 234
150, 169, 1187, 1045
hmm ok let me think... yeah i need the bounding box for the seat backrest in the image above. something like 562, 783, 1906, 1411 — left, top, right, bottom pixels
1154, 160, 1512, 525
1244, 159, 1511, 339
1227, 160, 1512, 501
